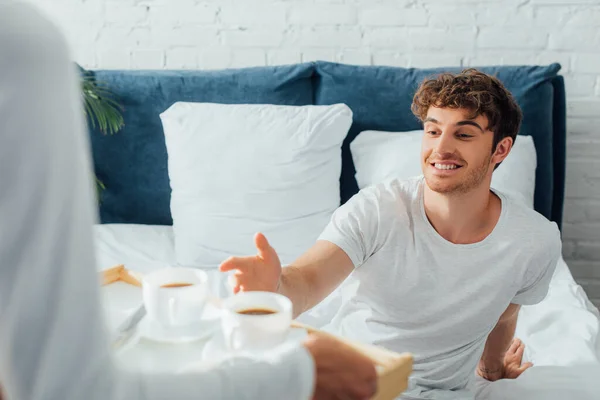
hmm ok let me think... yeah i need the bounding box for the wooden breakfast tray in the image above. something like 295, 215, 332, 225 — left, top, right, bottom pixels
102, 265, 413, 400
101, 264, 142, 287
291, 320, 413, 400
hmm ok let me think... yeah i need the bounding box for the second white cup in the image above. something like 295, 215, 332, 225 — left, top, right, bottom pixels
221, 291, 292, 352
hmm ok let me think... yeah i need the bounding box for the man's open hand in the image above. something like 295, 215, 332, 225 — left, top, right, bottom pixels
219, 233, 282, 293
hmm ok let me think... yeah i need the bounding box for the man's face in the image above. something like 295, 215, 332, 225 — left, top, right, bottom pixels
421, 106, 497, 195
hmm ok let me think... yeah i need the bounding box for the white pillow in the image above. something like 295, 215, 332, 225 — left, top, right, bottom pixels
160, 102, 353, 267
350, 130, 537, 208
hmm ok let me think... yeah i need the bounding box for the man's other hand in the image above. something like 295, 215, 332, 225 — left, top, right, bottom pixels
502, 338, 533, 379
477, 338, 533, 381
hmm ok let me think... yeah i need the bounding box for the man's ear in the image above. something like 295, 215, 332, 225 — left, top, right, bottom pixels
492, 137, 513, 165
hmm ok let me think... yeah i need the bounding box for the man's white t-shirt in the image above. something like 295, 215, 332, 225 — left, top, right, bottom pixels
318, 176, 562, 399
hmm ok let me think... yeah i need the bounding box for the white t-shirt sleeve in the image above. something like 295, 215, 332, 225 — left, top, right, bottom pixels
511, 224, 562, 306
318, 187, 381, 267
0, 4, 314, 400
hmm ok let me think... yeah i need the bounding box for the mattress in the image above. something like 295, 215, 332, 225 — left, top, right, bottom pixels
96, 224, 600, 399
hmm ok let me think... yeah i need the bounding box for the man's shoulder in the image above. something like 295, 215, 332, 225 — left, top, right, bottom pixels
500, 197, 562, 306
502, 195, 561, 249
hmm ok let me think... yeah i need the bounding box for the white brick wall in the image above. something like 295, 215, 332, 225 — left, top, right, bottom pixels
28, 0, 600, 307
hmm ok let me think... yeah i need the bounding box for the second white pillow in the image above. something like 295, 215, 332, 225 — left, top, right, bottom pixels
350, 130, 537, 208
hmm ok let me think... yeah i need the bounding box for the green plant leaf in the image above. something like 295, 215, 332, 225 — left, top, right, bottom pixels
82, 75, 124, 135
81, 69, 124, 203
84, 101, 96, 129
95, 175, 106, 203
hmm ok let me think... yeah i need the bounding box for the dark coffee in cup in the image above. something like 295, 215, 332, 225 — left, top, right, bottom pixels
237, 308, 277, 315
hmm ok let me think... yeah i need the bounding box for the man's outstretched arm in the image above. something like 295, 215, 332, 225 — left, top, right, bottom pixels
220, 233, 355, 318
220, 183, 381, 319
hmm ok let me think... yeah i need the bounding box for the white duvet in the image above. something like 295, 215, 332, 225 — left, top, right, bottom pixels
96, 224, 600, 399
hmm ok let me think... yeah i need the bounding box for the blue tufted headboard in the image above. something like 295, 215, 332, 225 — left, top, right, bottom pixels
87, 62, 566, 230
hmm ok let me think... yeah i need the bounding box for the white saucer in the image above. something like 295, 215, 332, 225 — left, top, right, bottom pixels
201, 327, 309, 360
137, 303, 222, 344
137, 317, 219, 344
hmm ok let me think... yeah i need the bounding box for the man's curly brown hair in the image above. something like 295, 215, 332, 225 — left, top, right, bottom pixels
411, 68, 523, 153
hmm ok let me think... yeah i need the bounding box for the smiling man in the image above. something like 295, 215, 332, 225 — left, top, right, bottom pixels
220, 69, 562, 399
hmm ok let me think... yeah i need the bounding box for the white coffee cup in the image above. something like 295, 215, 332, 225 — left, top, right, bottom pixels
221, 291, 292, 352
142, 267, 209, 328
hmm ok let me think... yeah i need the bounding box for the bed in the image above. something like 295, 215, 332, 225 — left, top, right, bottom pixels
90, 61, 600, 398
97, 223, 600, 399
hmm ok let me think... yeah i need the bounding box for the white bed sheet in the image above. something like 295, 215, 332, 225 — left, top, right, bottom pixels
96, 224, 600, 399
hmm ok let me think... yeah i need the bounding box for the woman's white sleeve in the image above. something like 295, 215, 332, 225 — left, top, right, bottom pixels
0, 3, 314, 400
